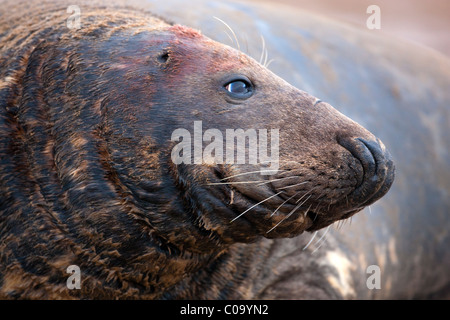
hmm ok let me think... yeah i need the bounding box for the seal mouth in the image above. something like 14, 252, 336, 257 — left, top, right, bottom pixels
206, 166, 322, 237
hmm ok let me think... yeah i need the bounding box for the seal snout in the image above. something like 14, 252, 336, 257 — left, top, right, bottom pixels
338, 136, 395, 208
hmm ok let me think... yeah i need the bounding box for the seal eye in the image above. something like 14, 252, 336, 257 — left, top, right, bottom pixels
224, 78, 253, 99
226, 81, 250, 94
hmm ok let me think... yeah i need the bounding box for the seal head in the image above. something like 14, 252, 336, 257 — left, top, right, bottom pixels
117, 24, 395, 242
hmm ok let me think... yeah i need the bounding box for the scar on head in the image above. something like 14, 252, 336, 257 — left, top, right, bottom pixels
168, 25, 202, 39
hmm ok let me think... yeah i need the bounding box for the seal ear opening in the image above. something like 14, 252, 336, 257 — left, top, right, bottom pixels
157, 51, 170, 64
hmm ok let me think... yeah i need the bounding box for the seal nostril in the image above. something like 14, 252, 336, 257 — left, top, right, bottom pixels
338, 136, 377, 183
355, 138, 379, 176
337, 135, 394, 207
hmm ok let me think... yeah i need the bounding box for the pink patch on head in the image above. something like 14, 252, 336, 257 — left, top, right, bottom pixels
168, 25, 203, 39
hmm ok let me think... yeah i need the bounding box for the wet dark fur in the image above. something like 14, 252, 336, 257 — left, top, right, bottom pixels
0, 0, 394, 299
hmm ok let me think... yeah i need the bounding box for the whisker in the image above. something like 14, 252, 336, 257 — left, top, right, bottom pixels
312, 204, 322, 222
231, 191, 283, 223
259, 35, 266, 65
208, 175, 297, 186
265, 59, 275, 68
296, 187, 317, 204
266, 204, 301, 234
270, 191, 300, 217
255, 176, 298, 186
278, 181, 308, 190
311, 225, 331, 254
211, 18, 234, 46
206, 180, 268, 186
263, 48, 269, 67
302, 231, 318, 250
267, 183, 315, 223
297, 192, 314, 208
311, 191, 326, 216
243, 33, 249, 54
221, 29, 234, 46
213, 16, 240, 51
266, 194, 312, 234
220, 169, 287, 180
340, 219, 349, 229
304, 203, 313, 217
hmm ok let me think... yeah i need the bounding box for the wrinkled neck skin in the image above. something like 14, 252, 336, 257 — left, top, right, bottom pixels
162, 236, 345, 300
163, 241, 269, 299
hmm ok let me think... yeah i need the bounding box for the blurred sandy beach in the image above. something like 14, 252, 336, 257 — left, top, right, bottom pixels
247, 0, 450, 57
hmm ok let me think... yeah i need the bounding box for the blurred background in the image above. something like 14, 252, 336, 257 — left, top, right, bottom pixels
247, 0, 450, 57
